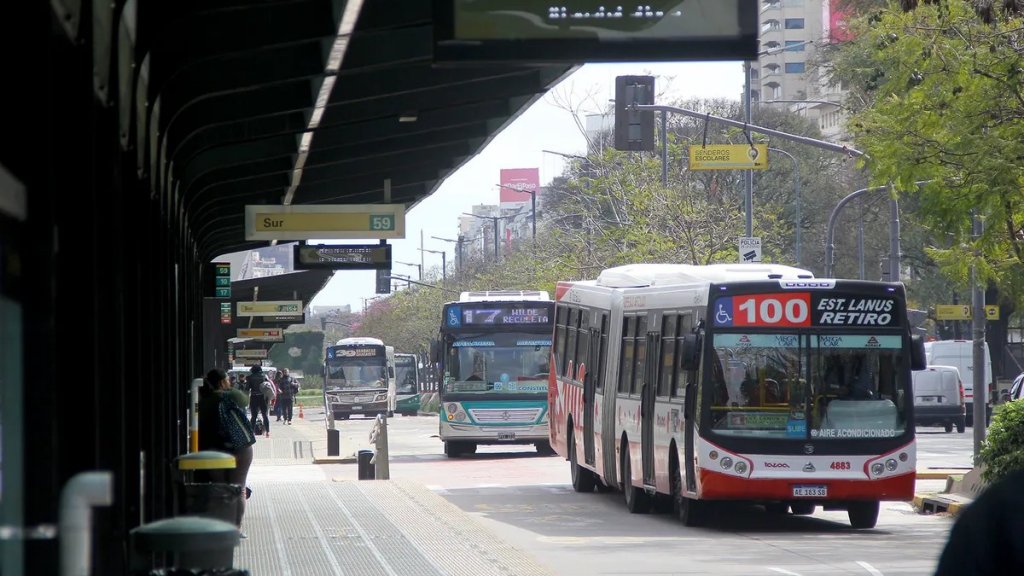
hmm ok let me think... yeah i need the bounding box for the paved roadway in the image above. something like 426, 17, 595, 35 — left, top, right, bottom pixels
304, 411, 968, 576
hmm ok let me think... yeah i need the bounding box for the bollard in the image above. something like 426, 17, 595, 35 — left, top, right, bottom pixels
356, 450, 375, 480
370, 414, 390, 480
327, 428, 340, 457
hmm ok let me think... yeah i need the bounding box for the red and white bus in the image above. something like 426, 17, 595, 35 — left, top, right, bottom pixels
549, 264, 926, 529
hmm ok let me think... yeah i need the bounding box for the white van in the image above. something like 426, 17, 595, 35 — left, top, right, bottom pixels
912, 365, 965, 433
924, 340, 992, 426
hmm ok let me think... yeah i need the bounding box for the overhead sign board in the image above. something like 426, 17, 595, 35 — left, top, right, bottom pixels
294, 243, 392, 270
738, 237, 762, 263
936, 304, 1000, 320
236, 328, 284, 342
936, 305, 971, 321
244, 204, 406, 241
689, 144, 768, 170
219, 302, 232, 325
256, 314, 306, 325
235, 349, 268, 359
236, 301, 303, 317
433, 1, 758, 63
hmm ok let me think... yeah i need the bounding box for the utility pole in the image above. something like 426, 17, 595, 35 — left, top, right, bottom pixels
743, 61, 753, 238
971, 212, 987, 463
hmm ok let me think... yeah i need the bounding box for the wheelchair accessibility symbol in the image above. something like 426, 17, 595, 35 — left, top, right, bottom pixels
447, 306, 462, 327
714, 299, 733, 326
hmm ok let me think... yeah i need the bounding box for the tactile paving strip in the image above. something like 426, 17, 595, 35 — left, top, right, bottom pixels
235, 479, 553, 575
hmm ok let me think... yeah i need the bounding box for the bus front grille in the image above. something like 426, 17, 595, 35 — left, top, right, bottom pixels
468, 408, 542, 424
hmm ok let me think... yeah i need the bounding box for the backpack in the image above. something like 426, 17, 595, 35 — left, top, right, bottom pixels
261, 379, 277, 402
218, 395, 256, 449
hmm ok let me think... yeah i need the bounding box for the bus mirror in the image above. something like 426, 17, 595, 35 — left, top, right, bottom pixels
680, 333, 701, 371
910, 335, 927, 371
429, 340, 440, 366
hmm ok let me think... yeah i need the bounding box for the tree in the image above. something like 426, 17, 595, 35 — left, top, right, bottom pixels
827, 0, 1024, 376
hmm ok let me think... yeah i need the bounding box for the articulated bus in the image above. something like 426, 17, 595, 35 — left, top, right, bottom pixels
549, 264, 925, 529
395, 353, 421, 417
435, 291, 555, 457
324, 337, 396, 420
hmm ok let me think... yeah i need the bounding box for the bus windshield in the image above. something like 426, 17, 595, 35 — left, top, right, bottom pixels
445, 333, 550, 395
709, 333, 908, 440
325, 357, 387, 389
394, 356, 418, 394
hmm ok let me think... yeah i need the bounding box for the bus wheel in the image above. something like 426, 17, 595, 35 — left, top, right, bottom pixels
621, 447, 650, 514
847, 501, 879, 529
678, 495, 707, 527
790, 502, 815, 515
764, 502, 789, 515
956, 417, 966, 433
535, 441, 557, 457
569, 433, 596, 493
445, 441, 468, 458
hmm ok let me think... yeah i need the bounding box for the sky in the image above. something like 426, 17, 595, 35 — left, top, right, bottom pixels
307, 61, 745, 313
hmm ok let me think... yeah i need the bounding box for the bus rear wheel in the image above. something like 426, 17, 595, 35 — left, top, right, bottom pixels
569, 432, 596, 493
847, 501, 879, 529
535, 441, 557, 456
621, 445, 650, 514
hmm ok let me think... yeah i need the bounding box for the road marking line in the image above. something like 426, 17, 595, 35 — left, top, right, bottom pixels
857, 561, 884, 575
769, 569, 804, 576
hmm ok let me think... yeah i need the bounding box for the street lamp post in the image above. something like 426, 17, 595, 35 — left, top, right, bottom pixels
380, 276, 459, 295
462, 212, 521, 262
495, 183, 537, 241
419, 248, 447, 283
767, 147, 801, 265
394, 260, 421, 281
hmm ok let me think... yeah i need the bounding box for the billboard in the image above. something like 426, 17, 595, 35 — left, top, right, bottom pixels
499, 168, 539, 205
828, 0, 854, 43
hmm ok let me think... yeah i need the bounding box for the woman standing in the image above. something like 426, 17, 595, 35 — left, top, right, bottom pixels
198, 368, 254, 534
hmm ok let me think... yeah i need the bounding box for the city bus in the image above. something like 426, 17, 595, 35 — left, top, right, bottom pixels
395, 352, 421, 416
549, 264, 926, 529
324, 337, 396, 420
434, 291, 555, 457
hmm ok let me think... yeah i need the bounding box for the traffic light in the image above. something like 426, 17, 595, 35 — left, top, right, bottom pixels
614, 75, 655, 152
375, 268, 391, 295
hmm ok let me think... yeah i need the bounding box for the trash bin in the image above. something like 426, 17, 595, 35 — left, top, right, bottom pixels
173, 452, 241, 524
130, 516, 239, 572
357, 449, 375, 480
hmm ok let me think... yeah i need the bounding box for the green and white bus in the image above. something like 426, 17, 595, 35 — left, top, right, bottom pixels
324, 337, 396, 419
435, 291, 555, 457
395, 353, 421, 416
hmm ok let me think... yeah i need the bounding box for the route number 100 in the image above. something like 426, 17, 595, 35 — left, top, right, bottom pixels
735, 294, 810, 327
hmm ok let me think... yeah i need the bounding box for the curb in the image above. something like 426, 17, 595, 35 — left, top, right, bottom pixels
916, 469, 969, 480
313, 455, 357, 465
912, 494, 967, 516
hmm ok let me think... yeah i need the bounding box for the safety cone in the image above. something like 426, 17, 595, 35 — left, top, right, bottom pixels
298, 402, 304, 419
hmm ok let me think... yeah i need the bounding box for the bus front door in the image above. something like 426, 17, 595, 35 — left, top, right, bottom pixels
583, 329, 599, 466
641, 332, 660, 487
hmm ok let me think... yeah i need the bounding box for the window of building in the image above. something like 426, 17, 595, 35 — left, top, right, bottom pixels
784, 18, 805, 30
785, 62, 806, 74
784, 40, 806, 52
762, 20, 780, 32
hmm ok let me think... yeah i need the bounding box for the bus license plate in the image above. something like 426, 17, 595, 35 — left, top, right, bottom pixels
497, 432, 516, 441
792, 485, 827, 498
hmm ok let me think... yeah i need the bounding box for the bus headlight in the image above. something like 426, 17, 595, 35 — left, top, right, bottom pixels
374, 393, 387, 402
871, 463, 885, 476
885, 459, 898, 472
455, 410, 467, 422
446, 403, 459, 415
734, 461, 748, 475
720, 457, 734, 470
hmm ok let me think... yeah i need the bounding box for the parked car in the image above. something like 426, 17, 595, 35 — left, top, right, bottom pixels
925, 340, 992, 426
912, 365, 966, 433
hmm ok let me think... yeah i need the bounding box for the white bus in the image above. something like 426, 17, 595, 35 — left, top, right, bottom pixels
549, 264, 926, 529
324, 337, 396, 419
434, 291, 555, 457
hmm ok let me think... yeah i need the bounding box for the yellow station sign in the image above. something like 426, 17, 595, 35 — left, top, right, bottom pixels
236, 301, 303, 317
689, 144, 768, 170
245, 204, 406, 240
236, 328, 284, 341
935, 304, 1000, 320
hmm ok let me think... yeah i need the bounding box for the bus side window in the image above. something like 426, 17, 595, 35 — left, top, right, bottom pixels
566, 308, 580, 379
554, 305, 568, 376
577, 311, 591, 381
660, 314, 678, 398
632, 315, 648, 395
597, 313, 608, 393
619, 317, 635, 394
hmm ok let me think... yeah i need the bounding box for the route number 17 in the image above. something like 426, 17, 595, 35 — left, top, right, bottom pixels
734, 293, 810, 327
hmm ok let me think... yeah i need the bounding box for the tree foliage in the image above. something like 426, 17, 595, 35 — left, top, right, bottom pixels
828, 0, 1024, 311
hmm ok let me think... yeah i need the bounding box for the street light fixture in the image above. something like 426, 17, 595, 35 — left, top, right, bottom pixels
394, 260, 421, 281
418, 247, 447, 283
495, 183, 537, 241
461, 211, 524, 262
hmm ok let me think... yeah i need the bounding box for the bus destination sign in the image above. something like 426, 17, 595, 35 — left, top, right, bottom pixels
462, 306, 551, 326
713, 293, 898, 328
327, 347, 382, 359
